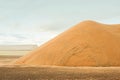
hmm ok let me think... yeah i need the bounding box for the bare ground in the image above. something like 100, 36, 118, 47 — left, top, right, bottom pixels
0, 66, 120, 80
0, 55, 21, 64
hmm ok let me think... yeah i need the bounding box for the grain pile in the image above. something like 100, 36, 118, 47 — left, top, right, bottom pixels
14, 20, 120, 66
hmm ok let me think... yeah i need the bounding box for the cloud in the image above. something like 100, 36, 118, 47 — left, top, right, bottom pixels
0, 32, 58, 46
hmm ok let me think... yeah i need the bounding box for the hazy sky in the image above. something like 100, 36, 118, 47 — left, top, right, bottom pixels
0, 0, 120, 45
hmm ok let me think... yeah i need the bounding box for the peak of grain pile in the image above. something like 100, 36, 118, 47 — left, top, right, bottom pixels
14, 20, 120, 66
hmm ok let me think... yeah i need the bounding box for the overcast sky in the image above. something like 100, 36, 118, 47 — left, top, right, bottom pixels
0, 0, 120, 45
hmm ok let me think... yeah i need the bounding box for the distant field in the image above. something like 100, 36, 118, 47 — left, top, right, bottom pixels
0, 50, 30, 56
0, 44, 37, 56
0, 45, 37, 64
0, 66, 120, 80
0, 55, 21, 64
0, 45, 38, 51
0, 45, 38, 55
0, 50, 29, 64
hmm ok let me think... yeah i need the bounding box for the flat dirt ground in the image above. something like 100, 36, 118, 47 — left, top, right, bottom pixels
0, 66, 120, 80
0, 55, 21, 65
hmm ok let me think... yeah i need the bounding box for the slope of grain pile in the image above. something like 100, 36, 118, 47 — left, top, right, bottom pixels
14, 20, 120, 66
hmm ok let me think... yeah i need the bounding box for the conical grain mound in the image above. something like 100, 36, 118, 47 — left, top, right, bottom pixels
14, 20, 120, 66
